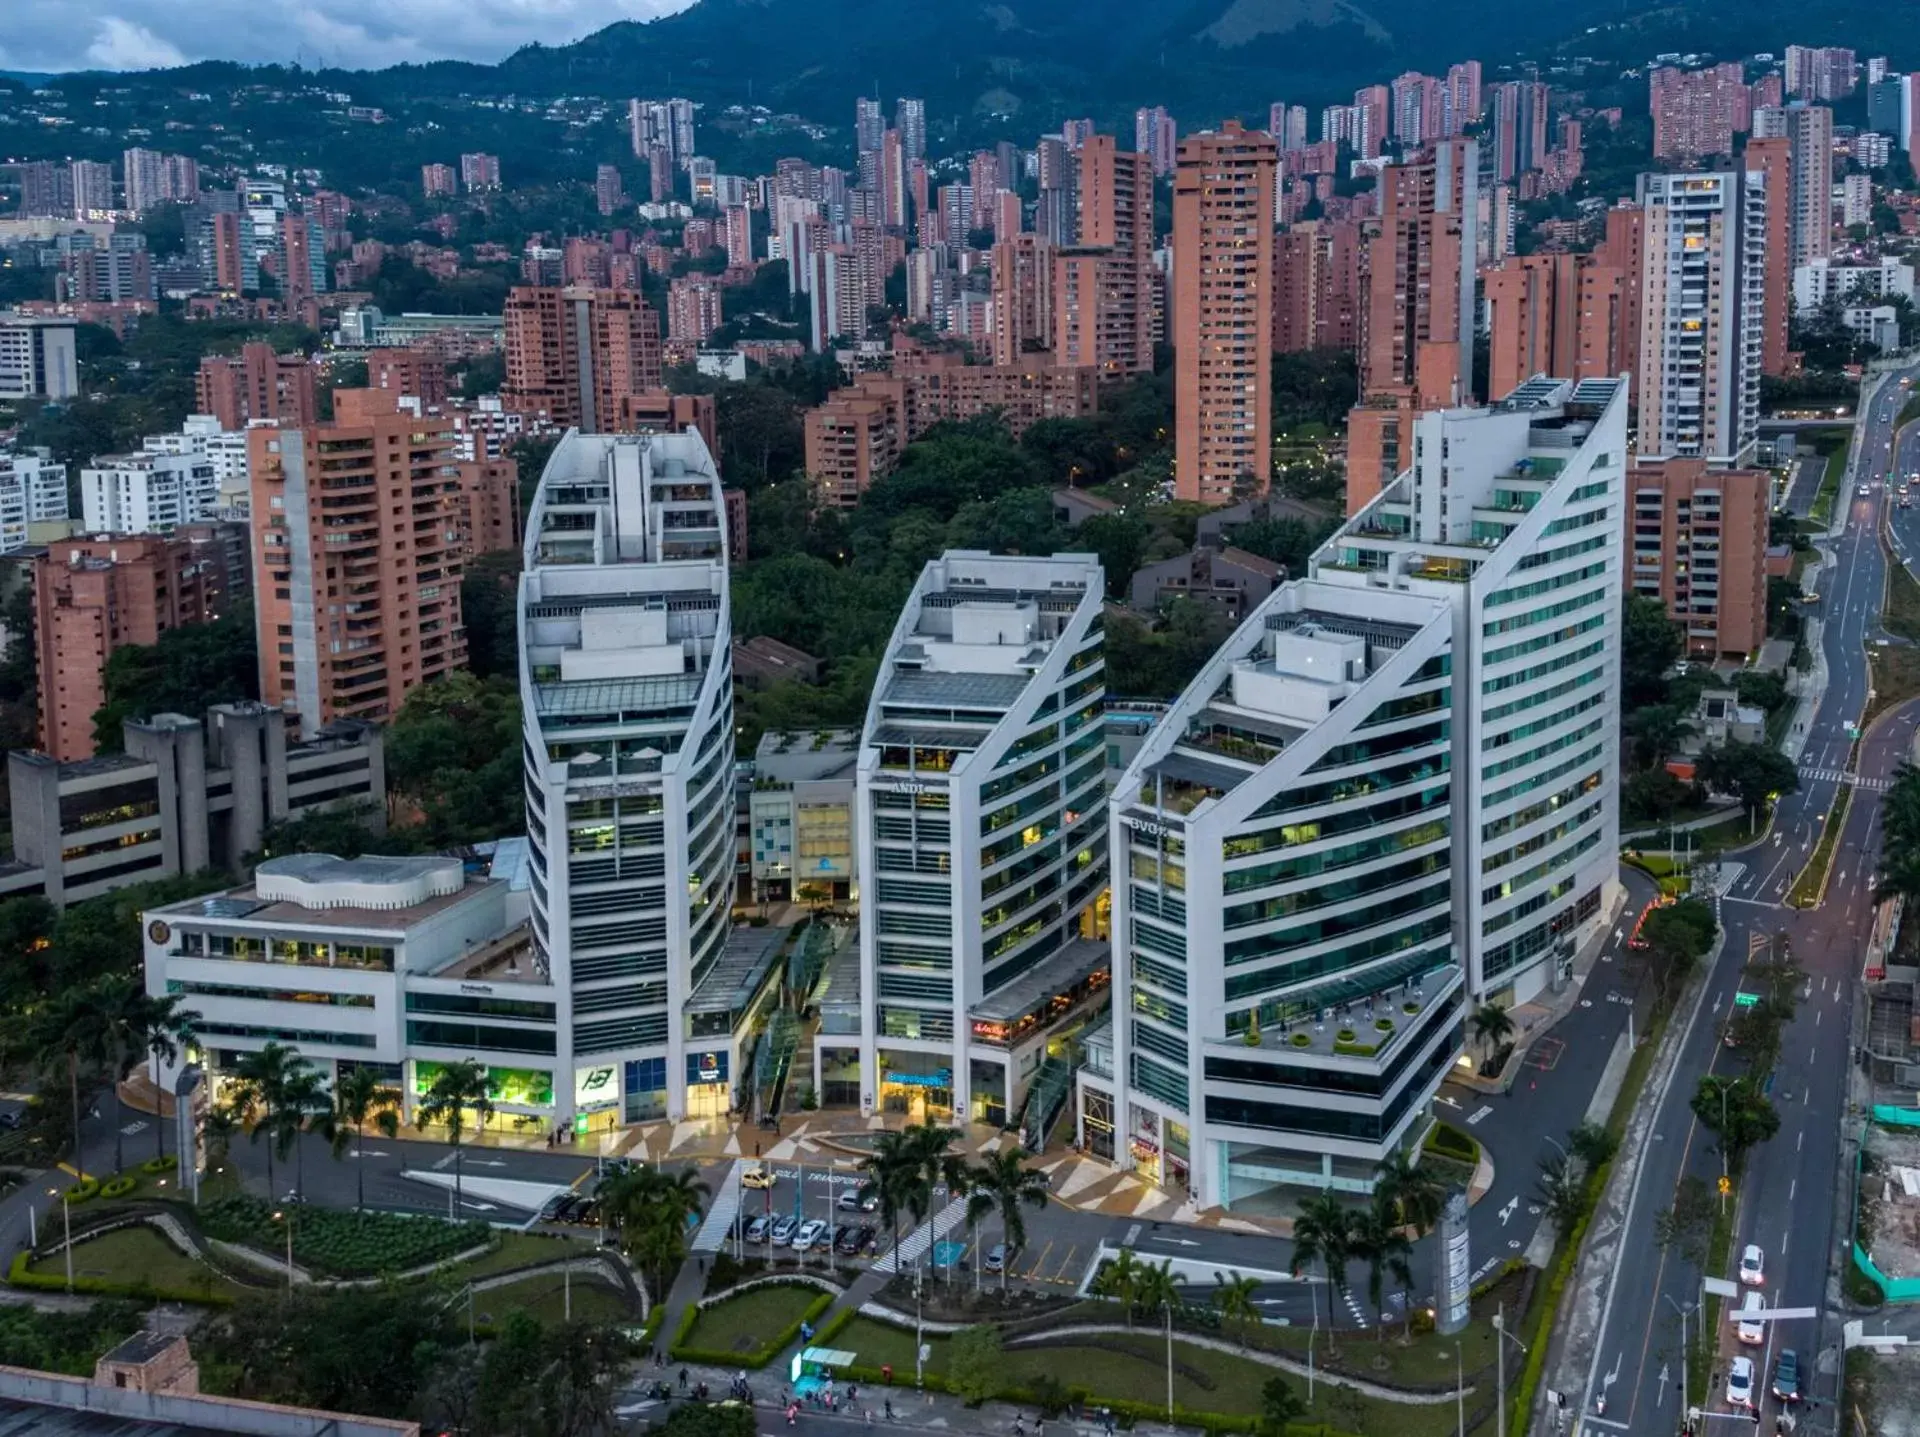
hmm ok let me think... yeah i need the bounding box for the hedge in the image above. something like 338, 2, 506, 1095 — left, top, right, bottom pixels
65, 1178, 99, 1204
100, 1177, 138, 1199
823, 1360, 1351, 1437
813, 1307, 856, 1348
671, 1289, 836, 1369
139, 1156, 178, 1175
6, 1248, 234, 1306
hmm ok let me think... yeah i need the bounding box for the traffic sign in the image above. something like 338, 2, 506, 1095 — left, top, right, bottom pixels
1718, 1175, 1733, 1196
1733, 991, 1759, 1008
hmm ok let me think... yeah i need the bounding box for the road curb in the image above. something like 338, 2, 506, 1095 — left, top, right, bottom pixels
1544, 930, 1725, 1425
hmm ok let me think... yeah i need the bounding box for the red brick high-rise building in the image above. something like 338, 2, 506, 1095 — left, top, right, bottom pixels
368, 347, 449, 406
1650, 64, 1751, 162
195, 344, 317, 431
1743, 136, 1793, 377
249, 389, 467, 735
1481, 252, 1629, 400
1052, 134, 1154, 380
421, 164, 457, 199
1173, 120, 1277, 504
667, 277, 725, 344
1272, 219, 1361, 354
33, 534, 237, 762
501, 285, 664, 429
1346, 140, 1477, 513
991, 233, 1053, 365
1628, 457, 1770, 660
211, 211, 244, 296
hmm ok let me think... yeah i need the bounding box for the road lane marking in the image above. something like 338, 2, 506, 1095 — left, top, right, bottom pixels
1781, 1230, 1790, 1256
1789, 1179, 1796, 1201
1798, 1131, 1804, 1152
1467, 1105, 1493, 1127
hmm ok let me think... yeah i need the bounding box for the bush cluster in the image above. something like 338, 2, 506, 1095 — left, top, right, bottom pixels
198, 1195, 491, 1277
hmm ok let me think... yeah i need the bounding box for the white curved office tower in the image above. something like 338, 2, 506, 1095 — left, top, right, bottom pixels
1085, 376, 1625, 1206
854, 551, 1109, 1131
519, 430, 739, 1131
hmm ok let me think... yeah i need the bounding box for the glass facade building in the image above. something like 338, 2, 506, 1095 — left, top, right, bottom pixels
1084, 377, 1626, 1206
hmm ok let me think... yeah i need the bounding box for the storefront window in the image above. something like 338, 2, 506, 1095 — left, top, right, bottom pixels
625, 1057, 667, 1123
685, 1050, 731, 1120
1083, 1089, 1114, 1160
1130, 1107, 1163, 1184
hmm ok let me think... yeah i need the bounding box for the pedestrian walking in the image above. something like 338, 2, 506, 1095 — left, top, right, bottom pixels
1014, 1417, 1025, 1436
885, 1399, 896, 1422
787, 1404, 799, 1428
679, 1368, 689, 1392
865, 1410, 874, 1427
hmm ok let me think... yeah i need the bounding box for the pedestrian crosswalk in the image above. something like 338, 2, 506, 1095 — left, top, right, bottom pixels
691, 1159, 746, 1252
871, 1198, 968, 1272
1797, 767, 1891, 793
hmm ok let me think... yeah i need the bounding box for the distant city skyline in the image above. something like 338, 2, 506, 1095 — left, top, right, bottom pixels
0, 0, 697, 75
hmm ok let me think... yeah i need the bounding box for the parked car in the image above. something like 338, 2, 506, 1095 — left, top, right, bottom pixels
1736, 1289, 1766, 1346
983, 1243, 1008, 1274
770, 1215, 799, 1246
1727, 1356, 1755, 1409
792, 1219, 828, 1253
744, 1215, 771, 1244
574, 1199, 600, 1227
838, 1186, 877, 1212
850, 1224, 878, 1254
1771, 1349, 1800, 1403
552, 1194, 587, 1223
741, 1163, 774, 1190
834, 1225, 865, 1255
1738, 1244, 1765, 1287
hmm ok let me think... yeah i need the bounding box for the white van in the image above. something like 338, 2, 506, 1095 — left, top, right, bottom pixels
1737, 1289, 1766, 1345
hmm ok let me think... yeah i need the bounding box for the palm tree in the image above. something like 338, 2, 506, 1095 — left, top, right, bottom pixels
1372, 1148, 1445, 1237
1290, 1191, 1353, 1356
1469, 1003, 1515, 1067
329, 1067, 401, 1211
91, 975, 200, 1175
415, 1059, 494, 1214
1092, 1245, 1145, 1327
964, 1178, 996, 1293
856, 1130, 921, 1268
275, 1067, 331, 1202
599, 1164, 710, 1295
231, 1042, 310, 1201
139, 992, 199, 1163
1134, 1259, 1185, 1419
203, 1102, 240, 1171
1348, 1191, 1414, 1342
969, 1147, 1050, 1292
27, 983, 114, 1178
903, 1120, 964, 1286
1212, 1270, 1261, 1348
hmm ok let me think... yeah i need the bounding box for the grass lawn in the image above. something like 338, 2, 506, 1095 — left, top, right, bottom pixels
1789, 780, 1852, 907
31, 1225, 249, 1300
474, 1271, 635, 1326
454, 1232, 583, 1279
1866, 643, 1920, 728
833, 1319, 1471, 1437
683, 1284, 820, 1357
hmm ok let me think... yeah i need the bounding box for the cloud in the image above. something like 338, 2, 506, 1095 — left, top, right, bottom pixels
84, 17, 188, 70
0, 0, 696, 74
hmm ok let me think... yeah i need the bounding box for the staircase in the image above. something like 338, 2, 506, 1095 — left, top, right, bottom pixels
1019, 1053, 1074, 1152
756, 1007, 800, 1119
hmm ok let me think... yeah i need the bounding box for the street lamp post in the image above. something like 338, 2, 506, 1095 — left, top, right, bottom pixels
62, 1194, 72, 1296
1492, 1301, 1527, 1437
1663, 1293, 1695, 1417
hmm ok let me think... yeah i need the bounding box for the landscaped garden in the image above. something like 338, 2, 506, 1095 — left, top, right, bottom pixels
825, 1315, 1473, 1437
198, 1194, 491, 1276
674, 1282, 834, 1365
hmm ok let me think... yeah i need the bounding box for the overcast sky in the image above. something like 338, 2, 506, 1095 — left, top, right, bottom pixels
0, 0, 697, 74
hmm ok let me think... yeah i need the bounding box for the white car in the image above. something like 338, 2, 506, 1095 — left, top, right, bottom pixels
1727, 1356, 1755, 1409
791, 1218, 828, 1252
1739, 1244, 1765, 1286
1737, 1289, 1766, 1345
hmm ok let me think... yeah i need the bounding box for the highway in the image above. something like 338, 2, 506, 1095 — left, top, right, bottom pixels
1574, 365, 1920, 1436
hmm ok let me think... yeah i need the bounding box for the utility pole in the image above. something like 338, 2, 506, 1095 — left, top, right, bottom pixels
1495, 1302, 1505, 1437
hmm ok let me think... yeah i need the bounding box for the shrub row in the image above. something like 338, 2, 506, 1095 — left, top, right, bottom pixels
5, 1247, 233, 1307
671, 1289, 836, 1369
